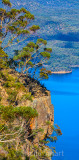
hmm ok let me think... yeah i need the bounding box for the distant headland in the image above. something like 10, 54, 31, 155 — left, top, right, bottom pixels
51, 70, 72, 74
70, 65, 79, 68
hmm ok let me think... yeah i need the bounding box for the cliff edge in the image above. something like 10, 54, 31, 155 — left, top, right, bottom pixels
0, 69, 54, 160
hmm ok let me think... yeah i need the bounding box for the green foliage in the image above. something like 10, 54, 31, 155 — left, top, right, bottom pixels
17, 30, 30, 35
0, 4, 36, 40
40, 72, 48, 79
7, 89, 17, 104
0, 105, 38, 122
12, 38, 52, 79
0, 49, 8, 69
53, 136, 57, 141
2, 0, 12, 7
46, 121, 51, 125
4, 73, 15, 81
39, 139, 49, 144
0, 0, 52, 79
21, 93, 33, 102
1, 72, 23, 91
0, 123, 7, 132
46, 124, 62, 145
40, 68, 49, 79
20, 7, 29, 13
0, 145, 23, 160
37, 38, 47, 45
3, 77, 15, 88
51, 125, 54, 130
25, 156, 29, 160
0, 49, 8, 58
0, 71, 6, 80
48, 136, 57, 142
0, 153, 6, 160
0, 105, 15, 122
7, 148, 23, 160
24, 13, 34, 20
0, 41, 2, 44
29, 25, 40, 32
30, 155, 37, 160
0, 71, 34, 105
14, 82, 23, 89
40, 51, 50, 58
32, 128, 44, 137
44, 48, 52, 52
14, 106, 38, 119
0, 8, 6, 13
55, 128, 62, 136
13, 48, 31, 61
27, 61, 33, 67
40, 151, 47, 158
27, 42, 36, 48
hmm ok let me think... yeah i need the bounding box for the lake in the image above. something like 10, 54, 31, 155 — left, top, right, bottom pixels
42, 68, 79, 160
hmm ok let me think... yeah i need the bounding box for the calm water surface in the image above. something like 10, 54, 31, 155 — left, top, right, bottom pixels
42, 68, 79, 160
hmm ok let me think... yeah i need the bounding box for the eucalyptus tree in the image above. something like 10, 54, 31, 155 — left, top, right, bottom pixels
0, 0, 52, 79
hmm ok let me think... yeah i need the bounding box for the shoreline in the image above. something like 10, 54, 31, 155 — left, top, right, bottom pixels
70, 65, 79, 68
51, 70, 72, 74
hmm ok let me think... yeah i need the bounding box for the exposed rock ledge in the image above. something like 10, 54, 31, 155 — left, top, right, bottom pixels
24, 93, 54, 158
30, 93, 54, 142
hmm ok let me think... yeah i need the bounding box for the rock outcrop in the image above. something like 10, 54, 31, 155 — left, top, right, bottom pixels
30, 94, 54, 142
0, 69, 54, 160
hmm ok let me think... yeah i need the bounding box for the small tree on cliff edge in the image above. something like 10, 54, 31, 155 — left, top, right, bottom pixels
0, 0, 52, 79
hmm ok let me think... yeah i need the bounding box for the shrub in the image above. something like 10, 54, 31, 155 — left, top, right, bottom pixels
30, 155, 37, 160
14, 106, 38, 119
7, 148, 23, 160
21, 93, 33, 101
7, 90, 17, 104
0, 105, 38, 121
0, 105, 15, 122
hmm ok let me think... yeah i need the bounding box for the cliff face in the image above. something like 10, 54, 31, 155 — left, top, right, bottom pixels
22, 93, 54, 159
0, 69, 54, 160
18, 92, 54, 139
30, 94, 54, 142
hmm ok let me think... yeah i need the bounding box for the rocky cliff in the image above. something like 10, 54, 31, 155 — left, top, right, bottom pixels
0, 69, 54, 160
30, 94, 54, 142
21, 93, 54, 159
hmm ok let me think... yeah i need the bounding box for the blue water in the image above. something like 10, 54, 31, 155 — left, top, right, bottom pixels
42, 68, 79, 160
